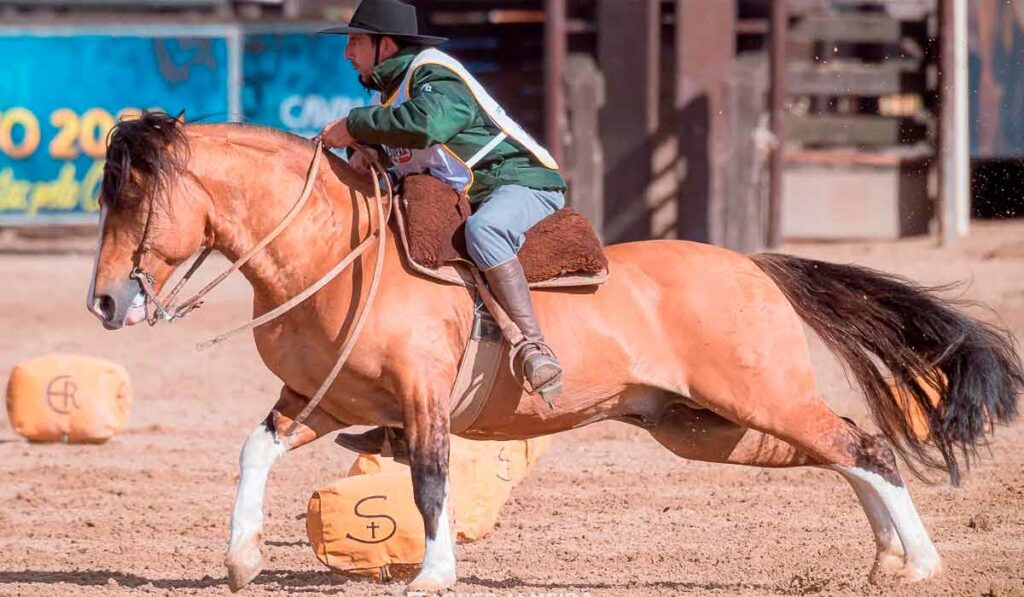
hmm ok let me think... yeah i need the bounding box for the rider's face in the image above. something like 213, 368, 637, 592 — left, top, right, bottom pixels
345, 34, 401, 88
345, 34, 377, 83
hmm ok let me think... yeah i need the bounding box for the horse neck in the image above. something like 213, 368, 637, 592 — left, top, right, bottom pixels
186, 127, 374, 303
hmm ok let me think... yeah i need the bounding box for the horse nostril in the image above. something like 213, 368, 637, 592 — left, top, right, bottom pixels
97, 294, 116, 321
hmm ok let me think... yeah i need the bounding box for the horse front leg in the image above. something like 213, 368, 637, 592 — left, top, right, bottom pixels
225, 386, 345, 592
402, 379, 456, 593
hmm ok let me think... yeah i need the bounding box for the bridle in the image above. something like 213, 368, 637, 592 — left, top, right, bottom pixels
128, 140, 394, 434
129, 140, 326, 326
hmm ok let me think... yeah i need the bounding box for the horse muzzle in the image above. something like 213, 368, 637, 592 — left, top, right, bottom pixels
89, 277, 147, 330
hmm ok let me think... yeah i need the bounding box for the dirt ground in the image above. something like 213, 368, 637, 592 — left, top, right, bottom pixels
1, 221, 1022, 597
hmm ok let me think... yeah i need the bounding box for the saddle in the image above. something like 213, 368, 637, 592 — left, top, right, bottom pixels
389, 174, 609, 433
394, 174, 609, 288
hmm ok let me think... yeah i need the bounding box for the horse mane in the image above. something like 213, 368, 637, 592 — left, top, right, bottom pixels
102, 111, 332, 214
102, 111, 191, 214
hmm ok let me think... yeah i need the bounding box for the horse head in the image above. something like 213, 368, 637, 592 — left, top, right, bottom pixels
88, 111, 209, 329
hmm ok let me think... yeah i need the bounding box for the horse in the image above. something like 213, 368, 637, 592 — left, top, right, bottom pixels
87, 112, 1023, 593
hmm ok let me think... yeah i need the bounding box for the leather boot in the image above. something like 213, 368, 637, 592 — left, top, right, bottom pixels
484, 258, 563, 401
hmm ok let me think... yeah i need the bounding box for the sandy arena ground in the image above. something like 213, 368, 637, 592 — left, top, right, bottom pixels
1, 221, 1022, 596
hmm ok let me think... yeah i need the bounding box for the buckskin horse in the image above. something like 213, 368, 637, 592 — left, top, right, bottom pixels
87, 112, 1023, 593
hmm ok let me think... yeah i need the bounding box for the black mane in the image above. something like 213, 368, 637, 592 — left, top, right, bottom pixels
102, 111, 189, 213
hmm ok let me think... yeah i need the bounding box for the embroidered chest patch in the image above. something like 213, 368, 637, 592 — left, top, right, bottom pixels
387, 146, 413, 165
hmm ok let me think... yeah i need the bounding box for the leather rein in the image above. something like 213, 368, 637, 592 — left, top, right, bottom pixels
129, 140, 394, 435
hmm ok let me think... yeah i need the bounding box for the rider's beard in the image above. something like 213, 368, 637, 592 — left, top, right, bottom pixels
353, 62, 380, 93
358, 73, 375, 92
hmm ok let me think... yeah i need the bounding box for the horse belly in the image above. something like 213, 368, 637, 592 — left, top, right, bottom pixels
466, 254, 685, 436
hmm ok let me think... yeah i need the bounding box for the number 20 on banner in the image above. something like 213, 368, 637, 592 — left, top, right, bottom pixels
0, 107, 150, 160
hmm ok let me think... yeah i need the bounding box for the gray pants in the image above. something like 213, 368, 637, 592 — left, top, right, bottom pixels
465, 185, 566, 270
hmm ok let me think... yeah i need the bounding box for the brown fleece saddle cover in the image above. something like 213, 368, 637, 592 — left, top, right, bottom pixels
395, 174, 609, 288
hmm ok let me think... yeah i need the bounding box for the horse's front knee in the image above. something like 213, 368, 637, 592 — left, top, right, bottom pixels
269, 386, 345, 450
239, 417, 287, 470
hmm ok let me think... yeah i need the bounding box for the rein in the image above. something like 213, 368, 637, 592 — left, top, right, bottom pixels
130, 140, 326, 324
131, 140, 394, 435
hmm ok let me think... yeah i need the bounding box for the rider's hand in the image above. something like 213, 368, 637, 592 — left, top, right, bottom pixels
313, 118, 356, 149
349, 151, 372, 175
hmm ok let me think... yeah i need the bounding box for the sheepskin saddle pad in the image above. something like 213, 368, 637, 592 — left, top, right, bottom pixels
398, 174, 608, 285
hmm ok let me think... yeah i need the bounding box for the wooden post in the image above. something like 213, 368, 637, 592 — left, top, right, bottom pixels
598, 0, 660, 242
544, 0, 567, 163
953, 0, 970, 237
938, 0, 970, 245
723, 54, 771, 254
563, 54, 606, 240
767, 0, 787, 248
675, 0, 736, 245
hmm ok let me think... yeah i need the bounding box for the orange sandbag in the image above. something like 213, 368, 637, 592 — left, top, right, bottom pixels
5, 354, 132, 443
307, 472, 424, 575
348, 435, 550, 485
450, 438, 518, 541
310, 436, 551, 576
346, 436, 549, 541
520, 435, 551, 481
452, 436, 547, 540
347, 451, 409, 477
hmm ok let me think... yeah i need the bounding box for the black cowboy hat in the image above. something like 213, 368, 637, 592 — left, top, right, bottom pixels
319, 0, 447, 46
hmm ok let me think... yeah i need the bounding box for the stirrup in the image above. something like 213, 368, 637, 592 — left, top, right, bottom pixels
532, 373, 564, 408
508, 340, 563, 408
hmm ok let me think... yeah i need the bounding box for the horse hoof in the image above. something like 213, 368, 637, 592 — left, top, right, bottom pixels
225, 542, 264, 592
868, 552, 904, 586
226, 558, 262, 592
902, 557, 942, 583
406, 568, 456, 594
334, 427, 388, 454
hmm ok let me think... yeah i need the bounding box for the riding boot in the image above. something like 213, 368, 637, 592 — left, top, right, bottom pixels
484, 258, 563, 401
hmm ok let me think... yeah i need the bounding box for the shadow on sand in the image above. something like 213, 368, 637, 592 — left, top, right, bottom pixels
0, 569, 353, 593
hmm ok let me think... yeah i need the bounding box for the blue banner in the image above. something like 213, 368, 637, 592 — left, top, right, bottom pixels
0, 26, 373, 225
0, 32, 229, 223
242, 31, 369, 138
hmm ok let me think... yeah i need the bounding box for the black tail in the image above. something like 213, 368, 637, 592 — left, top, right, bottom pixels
751, 253, 1024, 485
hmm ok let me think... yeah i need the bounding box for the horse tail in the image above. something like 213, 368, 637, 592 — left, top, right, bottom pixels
750, 252, 1023, 486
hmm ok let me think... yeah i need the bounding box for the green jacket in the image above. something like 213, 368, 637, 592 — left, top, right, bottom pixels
346, 47, 567, 203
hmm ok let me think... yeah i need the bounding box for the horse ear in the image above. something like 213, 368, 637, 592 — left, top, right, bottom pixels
175, 110, 186, 125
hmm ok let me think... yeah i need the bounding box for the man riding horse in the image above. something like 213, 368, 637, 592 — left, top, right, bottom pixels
88, 5, 1024, 585
315, 0, 566, 398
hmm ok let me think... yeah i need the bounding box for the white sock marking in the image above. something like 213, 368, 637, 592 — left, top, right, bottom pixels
834, 465, 940, 576
418, 483, 457, 582
842, 472, 903, 557
228, 422, 288, 554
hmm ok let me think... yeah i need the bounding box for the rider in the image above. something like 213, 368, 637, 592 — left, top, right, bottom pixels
316, 0, 566, 398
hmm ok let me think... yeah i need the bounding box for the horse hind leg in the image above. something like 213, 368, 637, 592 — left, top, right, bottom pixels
224, 386, 346, 592
640, 403, 819, 468
775, 406, 941, 583
832, 429, 941, 583
842, 463, 906, 583
643, 402, 938, 583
